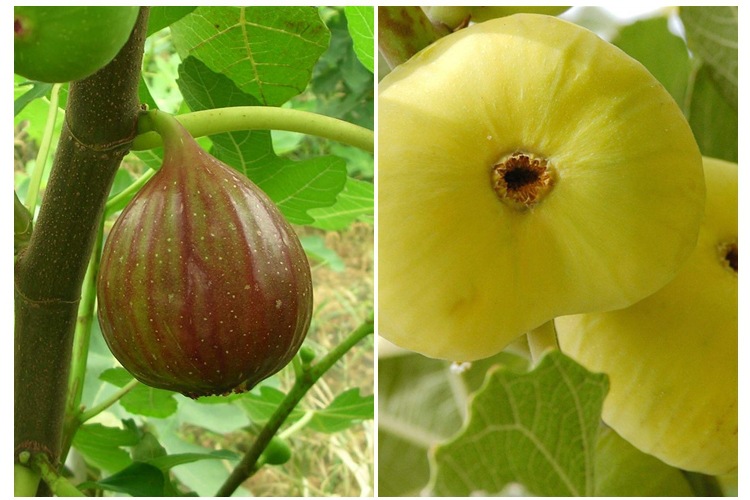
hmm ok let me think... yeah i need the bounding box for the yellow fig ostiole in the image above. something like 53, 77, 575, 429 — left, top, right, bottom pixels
557, 157, 738, 475
378, 14, 705, 361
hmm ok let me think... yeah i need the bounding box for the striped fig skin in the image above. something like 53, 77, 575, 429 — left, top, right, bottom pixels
97, 118, 313, 398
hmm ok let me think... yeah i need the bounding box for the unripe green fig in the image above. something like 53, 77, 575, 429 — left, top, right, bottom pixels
97, 112, 313, 398
378, 14, 705, 362
14, 6, 139, 83
556, 157, 737, 475
260, 436, 293, 466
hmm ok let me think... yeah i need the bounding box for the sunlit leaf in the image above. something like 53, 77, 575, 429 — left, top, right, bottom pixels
171, 6, 330, 106
344, 7, 374, 73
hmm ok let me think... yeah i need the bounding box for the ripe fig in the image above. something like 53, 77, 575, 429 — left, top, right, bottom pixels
14, 6, 139, 83
424, 6, 569, 29
378, 14, 705, 362
557, 157, 738, 475
97, 111, 313, 398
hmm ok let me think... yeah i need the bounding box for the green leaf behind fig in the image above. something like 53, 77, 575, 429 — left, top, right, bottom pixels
595, 427, 694, 496
177, 56, 347, 225
680, 6, 738, 110
100, 368, 178, 418
72, 423, 140, 474
429, 351, 608, 497
687, 65, 738, 163
306, 388, 374, 433
612, 16, 691, 110
171, 6, 330, 106
146, 6, 197, 37
308, 177, 374, 230
344, 7, 374, 73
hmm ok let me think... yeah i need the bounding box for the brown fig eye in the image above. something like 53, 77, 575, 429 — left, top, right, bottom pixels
97, 111, 313, 398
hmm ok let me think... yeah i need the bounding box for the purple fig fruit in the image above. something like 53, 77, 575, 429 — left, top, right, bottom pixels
97, 111, 313, 398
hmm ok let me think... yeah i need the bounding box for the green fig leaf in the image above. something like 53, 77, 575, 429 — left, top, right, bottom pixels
306, 388, 374, 433
680, 6, 738, 110
300, 235, 347, 272
239, 385, 306, 424
177, 56, 347, 225
79, 462, 167, 497
595, 426, 694, 496
377, 354, 467, 497
377, 350, 528, 496
344, 7, 374, 73
612, 16, 691, 110
171, 6, 330, 106
308, 177, 374, 231
145, 450, 238, 472
99, 368, 179, 418
687, 65, 738, 162
429, 351, 609, 497
146, 6, 197, 37
14, 81, 53, 116
72, 422, 140, 474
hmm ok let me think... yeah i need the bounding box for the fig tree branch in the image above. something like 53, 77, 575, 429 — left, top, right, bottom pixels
14, 7, 150, 489
216, 315, 374, 496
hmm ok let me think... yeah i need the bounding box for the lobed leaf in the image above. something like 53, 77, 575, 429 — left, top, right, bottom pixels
171, 6, 330, 107
429, 351, 608, 497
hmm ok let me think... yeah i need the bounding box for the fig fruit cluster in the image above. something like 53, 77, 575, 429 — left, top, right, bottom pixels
97, 112, 313, 398
14, 6, 139, 83
378, 14, 705, 362
379, 12, 736, 477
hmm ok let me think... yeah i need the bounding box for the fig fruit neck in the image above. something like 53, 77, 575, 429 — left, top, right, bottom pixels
491, 151, 555, 210
148, 110, 195, 167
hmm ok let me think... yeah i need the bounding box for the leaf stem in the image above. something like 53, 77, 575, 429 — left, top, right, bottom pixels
60, 220, 104, 461
132, 107, 374, 153
104, 168, 155, 217
24, 83, 62, 214
215, 316, 374, 496
77, 379, 140, 424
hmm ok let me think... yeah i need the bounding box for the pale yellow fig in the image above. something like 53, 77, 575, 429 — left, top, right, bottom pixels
378, 14, 705, 361
424, 6, 570, 30
557, 157, 738, 475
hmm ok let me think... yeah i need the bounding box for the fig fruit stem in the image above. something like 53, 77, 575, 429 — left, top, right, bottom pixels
132, 106, 374, 153
216, 315, 374, 496
527, 320, 560, 365
378, 6, 446, 69
24, 82, 62, 214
